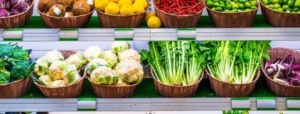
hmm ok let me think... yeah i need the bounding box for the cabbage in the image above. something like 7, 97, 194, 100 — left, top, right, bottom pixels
10, 9, 18, 16
0, 9, 9, 17
10, 0, 20, 8
0, 0, 5, 9
16, 1, 29, 12
5, 1, 10, 10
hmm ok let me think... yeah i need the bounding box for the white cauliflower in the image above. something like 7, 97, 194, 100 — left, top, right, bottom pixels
43, 50, 64, 65
90, 66, 118, 85
85, 58, 109, 75
48, 80, 66, 88
114, 60, 143, 84
103, 50, 118, 68
118, 49, 141, 63
83, 46, 104, 62
38, 75, 52, 86
65, 52, 86, 71
63, 64, 82, 85
116, 78, 128, 86
34, 57, 49, 76
111, 41, 130, 53
48, 61, 68, 80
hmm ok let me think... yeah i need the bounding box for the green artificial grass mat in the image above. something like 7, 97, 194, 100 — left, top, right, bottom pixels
21, 75, 275, 98
21, 15, 271, 28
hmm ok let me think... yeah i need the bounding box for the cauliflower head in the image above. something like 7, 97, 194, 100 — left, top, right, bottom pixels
103, 50, 118, 68
48, 80, 66, 88
49, 61, 68, 80
114, 60, 143, 83
118, 49, 141, 63
34, 57, 49, 76
43, 50, 64, 65
116, 78, 128, 86
85, 58, 109, 75
63, 64, 81, 85
38, 75, 52, 87
111, 41, 130, 53
83, 46, 104, 62
65, 52, 86, 71
90, 66, 118, 85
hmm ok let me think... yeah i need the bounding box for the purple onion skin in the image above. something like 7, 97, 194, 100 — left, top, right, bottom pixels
5, 0, 10, 10
0, 8, 9, 17
16, 1, 28, 12
10, 8, 18, 16
273, 78, 290, 85
273, 58, 282, 64
290, 78, 300, 86
0, 0, 6, 9
283, 55, 295, 65
266, 64, 277, 76
281, 63, 292, 76
292, 64, 300, 71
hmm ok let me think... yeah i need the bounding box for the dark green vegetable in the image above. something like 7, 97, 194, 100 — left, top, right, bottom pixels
10, 60, 35, 79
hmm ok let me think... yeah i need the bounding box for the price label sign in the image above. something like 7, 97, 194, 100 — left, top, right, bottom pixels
256, 97, 276, 110
3, 28, 23, 41
177, 28, 196, 41
115, 28, 134, 41
231, 98, 251, 110
77, 98, 97, 111
287, 98, 300, 110
60, 28, 78, 41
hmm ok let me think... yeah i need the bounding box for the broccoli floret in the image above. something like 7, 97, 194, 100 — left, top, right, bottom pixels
10, 60, 35, 80
0, 43, 16, 58
12, 48, 31, 61
0, 58, 10, 84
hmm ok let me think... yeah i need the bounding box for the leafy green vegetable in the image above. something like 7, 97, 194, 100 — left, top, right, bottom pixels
140, 41, 206, 86
10, 60, 36, 79
201, 41, 271, 84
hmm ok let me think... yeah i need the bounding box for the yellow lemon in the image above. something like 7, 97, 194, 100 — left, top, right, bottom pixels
145, 11, 155, 22
118, 0, 132, 7
109, 0, 119, 2
134, 0, 148, 9
120, 4, 134, 15
147, 16, 161, 28
105, 2, 120, 14
132, 3, 144, 13
95, 0, 109, 11
131, 0, 135, 2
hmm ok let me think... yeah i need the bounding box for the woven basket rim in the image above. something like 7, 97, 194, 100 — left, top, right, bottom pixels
205, 68, 260, 85
0, 78, 29, 86
261, 47, 300, 88
150, 68, 204, 87
33, 74, 85, 89
206, 5, 259, 14
38, 8, 95, 19
0, 0, 34, 19
260, 0, 300, 15
153, 2, 204, 17
96, 6, 149, 17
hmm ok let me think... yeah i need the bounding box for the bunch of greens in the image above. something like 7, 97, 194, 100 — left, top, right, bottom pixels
140, 41, 206, 86
201, 41, 271, 84
0, 43, 35, 84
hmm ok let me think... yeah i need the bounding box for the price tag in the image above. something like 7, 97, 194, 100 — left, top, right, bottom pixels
115, 28, 134, 41
60, 28, 78, 41
257, 97, 276, 110
151, 28, 177, 41
231, 98, 251, 110
177, 28, 196, 41
287, 98, 300, 110
77, 98, 97, 111
3, 28, 23, 41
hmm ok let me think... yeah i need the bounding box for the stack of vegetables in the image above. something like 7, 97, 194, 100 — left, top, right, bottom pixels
201, 41, 271, 84
140, 41, 206, 86
265, 55, 300, 86
94, 0, 148, 15
34, 50, 86, 87
262, 0, 300, 13
85, 41, 143, 86
0, 43, 35, 84
38, 0, 93, 17
206, 0, 258, 12
0, 0, 32, 17
154, 0, 205, 15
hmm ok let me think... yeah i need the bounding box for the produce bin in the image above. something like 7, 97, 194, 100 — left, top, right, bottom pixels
0, 78, 31, 98
206, 69, 260, 97
262, 47, 300, 97
0, 0, 34, 28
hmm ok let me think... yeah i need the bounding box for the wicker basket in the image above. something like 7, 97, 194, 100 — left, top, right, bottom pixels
152, 0, 204, 28
96, 7, 148, 28
206, 69, 260, 97
260, 1, 300, 27
33, 50, 85, 98
261, 47, 300, 97
0, 78, 31, 98
150, 68, 203, 97
206, 6, 258, 28
38, 8, 94, 28
0, 0, 34, 28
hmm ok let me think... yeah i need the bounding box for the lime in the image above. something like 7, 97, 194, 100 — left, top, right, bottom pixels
215, 7, 223, 11
233, 0, 239, 3
268, 4, 274, 8
232, 3, 239, 9
226, 4, 232, 10
293, 7, 300, 12
245, 9, 252, 11
207, 1, 215, 8
295, 1, 300, 7
251, 1, 258, 7
238, 9, 244, 12
219, 4, 226, 10
285, 8, 292, 12
282, 5, 289, 10
239, 0, 246, 3
212, 7, 216, 11
297, 11, 300, 13
250, 5, 257, 9
274, 3, 281, 8
262, 0, 269, 5
288, 0, 295, 7
213, 0, 220, 2
232, 9, 239, 12
239, 3, 245, 9
283, 0, 288, 3
279, 0, 283, 4
214, 2, 220, 7
277, 8, 284, 12
245, 2, 251, 8
271, 0, 280, 3
220, 1, 225, 4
